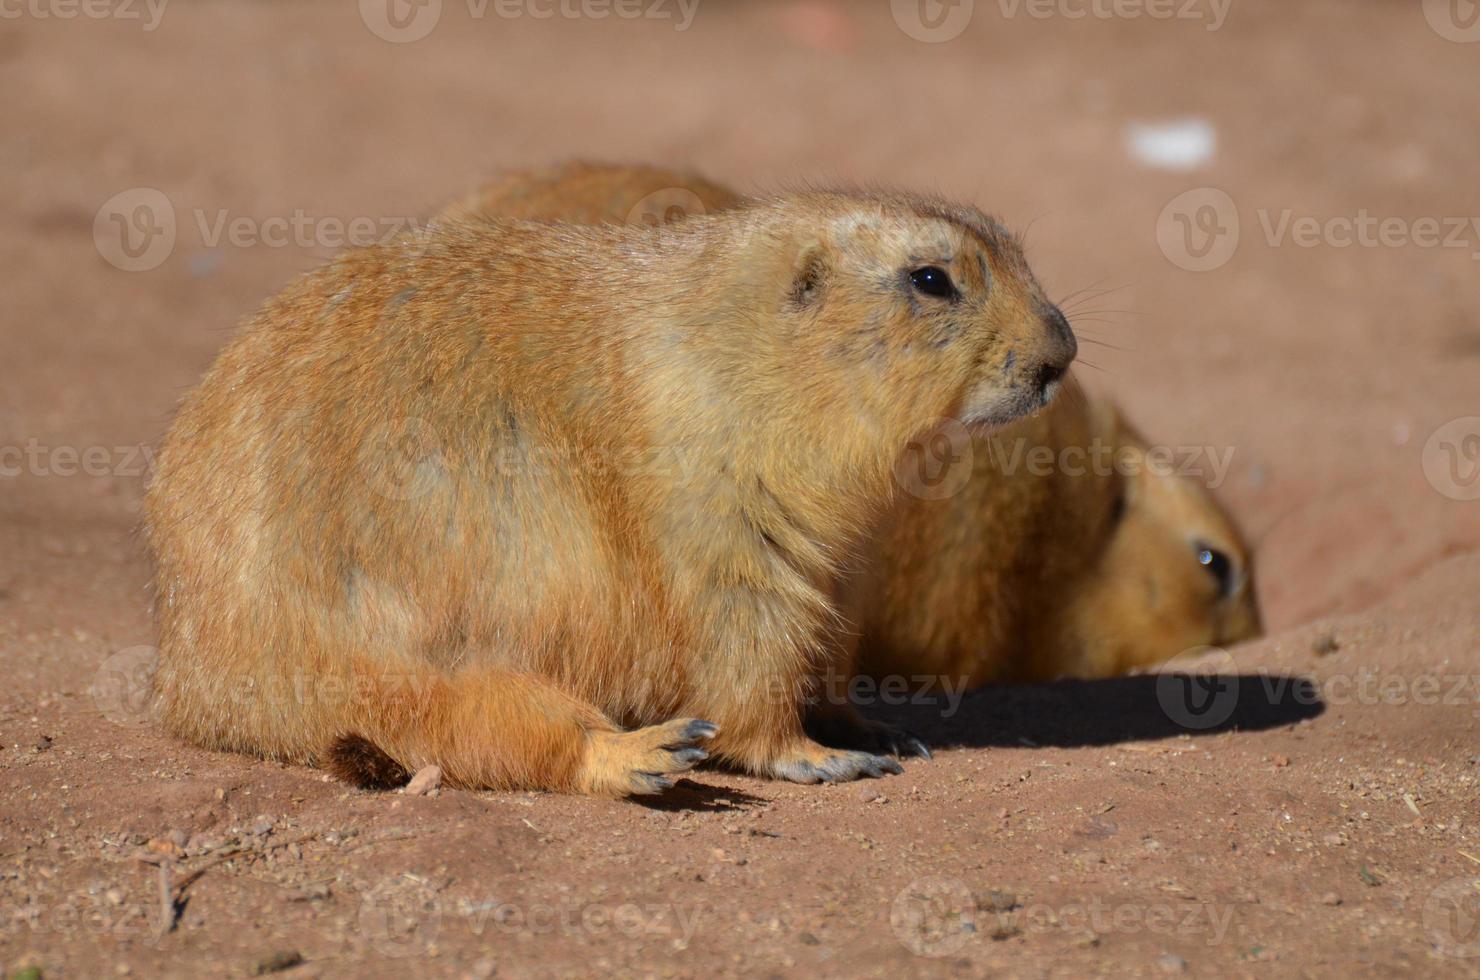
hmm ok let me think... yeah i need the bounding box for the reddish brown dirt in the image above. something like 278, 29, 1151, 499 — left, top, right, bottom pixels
3, 1, 1480, 977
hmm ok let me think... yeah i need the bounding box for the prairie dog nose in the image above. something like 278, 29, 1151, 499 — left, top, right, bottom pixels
1042, 304, 1078, 362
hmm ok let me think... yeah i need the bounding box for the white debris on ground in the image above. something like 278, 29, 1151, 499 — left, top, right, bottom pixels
1125, 118, 1217, 170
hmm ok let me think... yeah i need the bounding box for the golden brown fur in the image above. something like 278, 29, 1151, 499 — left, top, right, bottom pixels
145, 183, 1075, 795
448, 162, 1261, 691
437, 161, 739, 226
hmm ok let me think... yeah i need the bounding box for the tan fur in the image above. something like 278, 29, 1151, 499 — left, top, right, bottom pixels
145, 182, 1075, 794
448, 163, 1261, 691
437, 160, 739, 226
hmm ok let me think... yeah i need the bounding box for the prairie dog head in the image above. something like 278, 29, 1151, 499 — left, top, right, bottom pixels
1049, 401, 1262, 677
719, 193, 1077, 439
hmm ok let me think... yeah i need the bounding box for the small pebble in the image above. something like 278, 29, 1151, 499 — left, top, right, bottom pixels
987, 919, 1022, 941
1157, 953, 1188, 973
250, 949, 303, 975
289, 883, 332, 902
1320, 892, 1343, 906
977, 890, 1019, 913
1312, 632, 1340, 656
405, 764, 443, 797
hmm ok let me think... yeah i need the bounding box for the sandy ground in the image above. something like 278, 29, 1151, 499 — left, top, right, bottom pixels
3, 0, 1480, 976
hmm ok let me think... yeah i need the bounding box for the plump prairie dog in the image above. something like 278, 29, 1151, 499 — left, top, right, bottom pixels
446, 162, 1260, 689
145, 184, 1076, 795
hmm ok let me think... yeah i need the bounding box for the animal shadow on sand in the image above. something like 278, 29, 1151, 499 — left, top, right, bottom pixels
638, 671, 1322, 809
863, 671, 1324, 750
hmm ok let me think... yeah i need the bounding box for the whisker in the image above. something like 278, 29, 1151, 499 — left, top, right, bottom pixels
1060, 307, 1141, 319
1071, 324, 1136, 336
1018, 214, 1047, 247
1056, 280, 1128, 309
1075, 337, 1129, 351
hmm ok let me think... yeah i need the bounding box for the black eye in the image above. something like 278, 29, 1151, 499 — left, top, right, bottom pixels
1196, 543, 1235, 596
909, 266, 957, 300
1107, 487, 1127, 528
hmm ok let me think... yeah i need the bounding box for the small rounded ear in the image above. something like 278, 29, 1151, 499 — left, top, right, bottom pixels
1088, 394, 1148, 451
788, 241, 829, 308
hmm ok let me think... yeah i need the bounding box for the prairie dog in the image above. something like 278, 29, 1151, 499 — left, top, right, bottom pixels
855, 394, 1262, 685
445, 162, 1260, 691
145, 187, 1076, 795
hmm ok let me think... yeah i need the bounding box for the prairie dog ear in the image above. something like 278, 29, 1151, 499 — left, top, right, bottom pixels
1085, 393, 1141, 449
788, 239, 829, 308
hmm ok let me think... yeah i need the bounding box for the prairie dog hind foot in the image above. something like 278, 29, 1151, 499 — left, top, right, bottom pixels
577, 718, 718, 797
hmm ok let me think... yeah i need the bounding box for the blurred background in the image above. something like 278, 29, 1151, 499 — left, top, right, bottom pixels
3, 2, 1479, 975
7, 0, 1478, 632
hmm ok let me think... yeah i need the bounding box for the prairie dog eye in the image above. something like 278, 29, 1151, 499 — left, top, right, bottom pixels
1107, 486, 1127, 528
1196, 542, 1235, 597
909, 266, 958, 300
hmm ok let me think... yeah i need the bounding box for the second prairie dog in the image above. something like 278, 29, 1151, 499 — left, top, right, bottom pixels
146, 181, 1077, 795
445, 162, 1261, 687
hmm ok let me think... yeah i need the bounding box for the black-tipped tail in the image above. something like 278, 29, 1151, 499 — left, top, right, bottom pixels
324, 733, 411, 790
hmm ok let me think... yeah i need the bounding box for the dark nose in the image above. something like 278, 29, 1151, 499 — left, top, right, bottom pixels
1043, 305, 1078, 362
